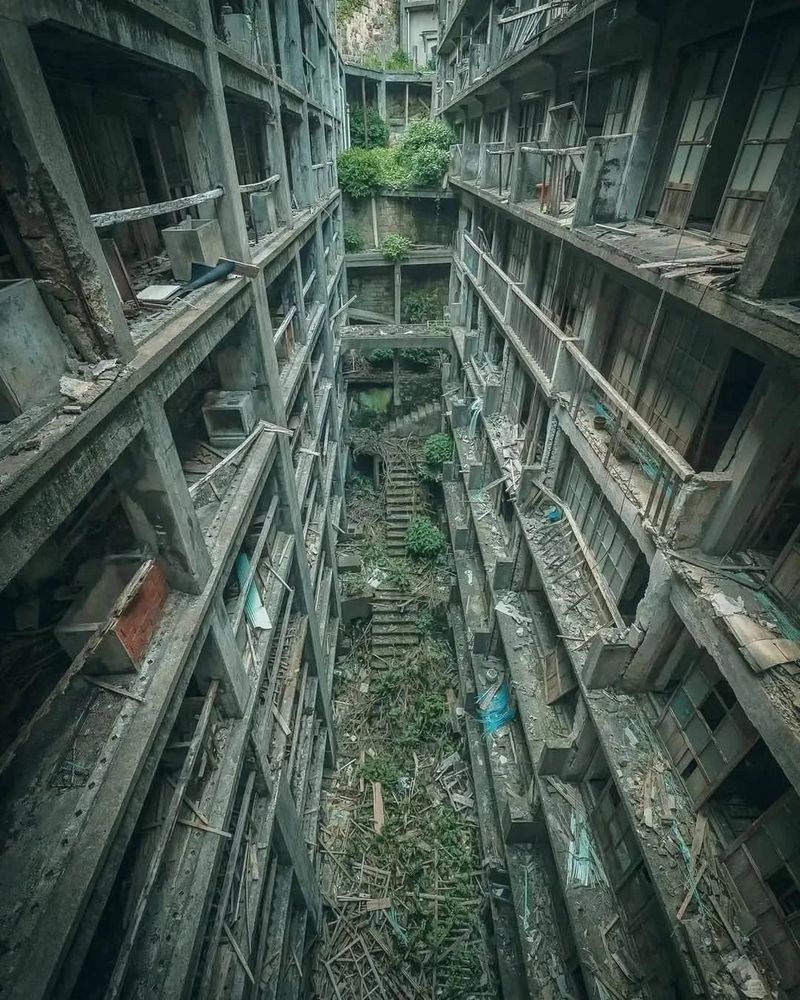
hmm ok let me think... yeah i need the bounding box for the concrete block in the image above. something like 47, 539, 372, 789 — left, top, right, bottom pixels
222, 11, 259, 60
453, 525, 470, 550
162, 218, 224, 281
482, 383, 500, 414
0, 278, 66, 417
55, 557, 168, 673
202, 390, 256, 447
472, 629, 491, 655
583, 635, 633, 690
536, 742, 574, 776
337, 553, 362, 571
500, 790, 537, 843
442, 460, 456, 482
468, 463, 483, 491
493, 559, 514, 591
250, 191, 277, 238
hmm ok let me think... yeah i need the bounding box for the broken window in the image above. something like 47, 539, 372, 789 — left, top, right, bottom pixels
517, 95, 547, 143
655, 633, 758, 804
602, 70, 636, 136
715, 28, 800, 243
558, 450, 647, 606
656, 43, 736, 228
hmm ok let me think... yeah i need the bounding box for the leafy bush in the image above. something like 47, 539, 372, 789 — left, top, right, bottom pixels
424, 433, 453, 468
407, 145, 451, 187
381, 233, 413, 261
349, 107, 389, 149
401, 348, 437, 367
343, 225, 364, 252
385, 48, 413, 71
396, 116, 455, 161
405, 515, 445, 558
337, 147, 383, 199
366, 347, 393, 365
402, 289, 441, 322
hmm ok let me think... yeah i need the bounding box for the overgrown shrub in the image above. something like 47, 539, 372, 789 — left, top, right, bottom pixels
349, 107, 389, 149
396, 116, 455, 161
407, 145, 451, 187
343, 225, 364, 252
423, 432, 453, 468
401, 348, 438, 367
402, 289, 441, 322
381, 233, 413, 261
366, 347, 393, 365
385, 48, 413, 71
405, 515, 445, 558
337, 147, 383, 199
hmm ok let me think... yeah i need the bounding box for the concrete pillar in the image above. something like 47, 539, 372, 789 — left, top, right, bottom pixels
200, 599, 252, 717
273, 0, 305, 92
183, 3, 252, 261
392, 349, 401, 406
110, 393, 212, 595
377, 78, 387, 121
0, 16, 133, 363
394, 262, 402, 323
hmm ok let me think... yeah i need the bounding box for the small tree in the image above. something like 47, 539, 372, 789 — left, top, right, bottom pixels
343, 225, 364, 252
337, 148, 382, 199
405, 515, 445, 558
381, 233, 413, 261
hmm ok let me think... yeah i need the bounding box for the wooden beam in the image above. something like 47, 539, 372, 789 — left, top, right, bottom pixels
90, 187, 224, 227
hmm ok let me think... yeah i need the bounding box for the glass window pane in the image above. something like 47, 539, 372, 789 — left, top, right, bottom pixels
697, 97, 719, 141
768, 34, 800, 87
684, 145, 705, 184
771, 84, 800, 140
752, 143, 784, 191
750, 88, 782, 140
731, 144, 761, 190
669, 144, 690, 182
681, 99, 703, 140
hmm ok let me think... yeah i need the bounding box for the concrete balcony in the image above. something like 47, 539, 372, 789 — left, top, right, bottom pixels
458, 232, 732, 550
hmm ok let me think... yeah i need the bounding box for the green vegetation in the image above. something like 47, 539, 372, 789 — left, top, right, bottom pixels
349, 107, 389, 149
423, 432, 453, 468
406, 514, 445, 558
337, 115, 455, 197
385, 48, 413, 70
336, 0, 367, 23
402, 288, 441, 322
381, 232, 413, 261
343, 225, 364, 252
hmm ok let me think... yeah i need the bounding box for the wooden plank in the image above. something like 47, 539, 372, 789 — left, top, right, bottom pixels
239, 174, 280, 194
372, 782, 385, 833
90, 186, 223, 227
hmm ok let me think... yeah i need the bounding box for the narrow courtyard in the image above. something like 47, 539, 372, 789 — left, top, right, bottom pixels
314, 433, 500, 1000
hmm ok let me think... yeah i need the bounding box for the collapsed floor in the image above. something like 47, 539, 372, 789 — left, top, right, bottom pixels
313, 437, 500, 1000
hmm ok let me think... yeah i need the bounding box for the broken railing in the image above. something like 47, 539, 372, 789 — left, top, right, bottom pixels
518, 143, 585, 217
497, 1, 576, 61
460, 231, 699, 536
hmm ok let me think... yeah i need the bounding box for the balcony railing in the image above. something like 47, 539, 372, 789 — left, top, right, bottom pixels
451, 133, 636, 227
459, 231, 705, 537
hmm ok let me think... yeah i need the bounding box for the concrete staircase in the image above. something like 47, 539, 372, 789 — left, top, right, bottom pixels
385, 400, 440, 437
371, 589, 420, 665
385, 464, 422, 558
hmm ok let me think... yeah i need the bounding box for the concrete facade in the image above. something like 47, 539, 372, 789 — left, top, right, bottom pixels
434, 0, 800, 998
0, 1, 348, 998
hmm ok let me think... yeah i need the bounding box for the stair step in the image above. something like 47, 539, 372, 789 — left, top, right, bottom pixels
373, 635, 419, 648
373, 625, 419, 636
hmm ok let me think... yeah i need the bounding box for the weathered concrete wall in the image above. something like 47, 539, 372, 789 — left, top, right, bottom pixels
338, 0, 399, 65
349, 265, 395, 318
343, 193, 456, 246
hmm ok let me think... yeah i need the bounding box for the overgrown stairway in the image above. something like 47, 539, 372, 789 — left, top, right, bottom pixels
372, 456, 424, 666
385, 462, 422, 558
385, 400, 440, 437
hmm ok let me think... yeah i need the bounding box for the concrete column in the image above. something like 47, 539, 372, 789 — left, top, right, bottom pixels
394, 262, 402, 322
0, 16, 133, 363
182, 3, 251, 261
378, 78, 387, 121
392, 349, 401, 406
199, 598, 252, 717
273, 0, 305, 92
110, 392, 212, 595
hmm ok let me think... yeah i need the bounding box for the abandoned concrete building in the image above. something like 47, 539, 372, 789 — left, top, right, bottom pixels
1, 0, 800, 997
